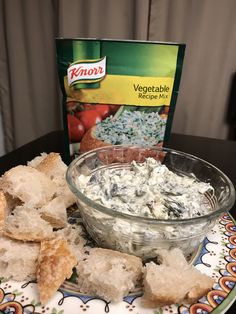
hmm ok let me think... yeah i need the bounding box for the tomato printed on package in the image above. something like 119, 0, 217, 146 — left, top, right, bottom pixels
67, 114, 85, 142
75, 110, 102, 130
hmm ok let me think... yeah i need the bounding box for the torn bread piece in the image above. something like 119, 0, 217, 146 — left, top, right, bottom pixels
56, 224, 88, 260
37, 238, 77, 305
142, 248, 214, 307
76, 248, 142, 302
1, 165, 57, 208
53, 178, 76, 208
27, 152, 48, 168
39, 196, 68, 229
4, 192, 22, 211
4, 205, 55, 241
0, 231, 40, 281
36, 153, 67, 180
34, 152, 76, 207
0, 191, 22, 227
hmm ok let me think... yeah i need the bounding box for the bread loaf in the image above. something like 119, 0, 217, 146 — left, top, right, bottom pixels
80, 126, 111, 153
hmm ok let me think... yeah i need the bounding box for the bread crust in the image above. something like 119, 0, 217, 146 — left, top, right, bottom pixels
142, 296, 177, 308
36, 152, 65, 176
185, 284, 214, 304
142, 278, 214, 308
37, 239, 77, 305
0, 191, 7, 227
80, 126, 111, 153
4, 231, 54, 242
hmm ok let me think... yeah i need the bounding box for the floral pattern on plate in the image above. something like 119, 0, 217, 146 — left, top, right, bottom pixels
0, 213, 236, 314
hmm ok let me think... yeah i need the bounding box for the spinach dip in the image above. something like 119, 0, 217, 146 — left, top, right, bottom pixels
95, 111, 166, 146
77, 158, 214, 219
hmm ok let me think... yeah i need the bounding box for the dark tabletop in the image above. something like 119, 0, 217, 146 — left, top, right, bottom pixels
1, 130, 236, 215
0, 130, 236, 313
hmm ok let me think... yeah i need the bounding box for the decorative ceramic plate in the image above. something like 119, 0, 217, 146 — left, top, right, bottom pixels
0, 212, 236, 314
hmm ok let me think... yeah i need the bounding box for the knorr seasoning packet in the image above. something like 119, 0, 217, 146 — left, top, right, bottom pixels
56, 39, 185, 160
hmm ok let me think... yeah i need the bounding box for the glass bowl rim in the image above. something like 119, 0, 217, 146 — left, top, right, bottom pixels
66, 145, 236, 225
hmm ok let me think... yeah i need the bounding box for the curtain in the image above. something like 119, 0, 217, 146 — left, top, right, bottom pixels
149, 0, 236, 140
0, 0, 61, 152
1, 0, 236, 154
56, 0, 150, 39
0, 0, 150, 153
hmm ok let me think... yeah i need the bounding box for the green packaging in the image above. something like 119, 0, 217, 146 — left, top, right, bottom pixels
56, 39, 185, 160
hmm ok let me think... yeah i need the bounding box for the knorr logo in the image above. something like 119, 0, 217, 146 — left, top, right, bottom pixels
67, 57, 106, 86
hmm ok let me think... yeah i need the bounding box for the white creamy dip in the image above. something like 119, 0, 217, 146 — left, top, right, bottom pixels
77, 158, 214, 219
95, 111, 166, 146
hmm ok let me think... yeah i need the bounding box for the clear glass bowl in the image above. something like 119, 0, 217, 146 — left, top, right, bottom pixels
66, 146, 235, 260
